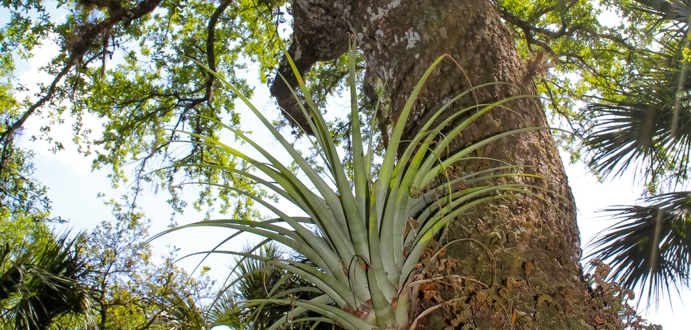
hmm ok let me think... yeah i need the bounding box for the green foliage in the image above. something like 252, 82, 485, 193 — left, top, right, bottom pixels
0, 197, 214, 329
0, 0, 375, 223
588, 192, 691, 303
583, 0, 691, 303
0, 232, 90, 330
498, 0, 652, 144
0, 213, 51, 259
582, 0, 691, 189
585, 101, 691, 188
74, 205, 212, 330
0, 0, 290, 220
157, 42, 549, 330
0, 67, 52, 223
208, 244, 332, 330
4, 0, 691, 324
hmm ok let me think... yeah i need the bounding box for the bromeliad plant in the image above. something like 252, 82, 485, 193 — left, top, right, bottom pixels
158, 42, 550, 330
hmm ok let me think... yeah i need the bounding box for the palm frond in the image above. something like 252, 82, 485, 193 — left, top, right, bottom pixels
586, 0, 691, 189
632, 0, 691, 23
587, 191, 691, 302
208, 244, 335, 330
207, 290, 247, 330
585, 48, 691, 187
585, 100, 691, 183
0, 232, 91, 330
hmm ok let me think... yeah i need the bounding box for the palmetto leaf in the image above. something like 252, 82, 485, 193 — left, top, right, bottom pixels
585, 100, 691, 182
584, 35, 691, 186
0, 233, 91, 330
156, 40, 547, 330
207, 244, 328, 330
586, 0, 691, 186
587, 192, 691, 302
632, 0, 691, 23
206, 290, 245, 330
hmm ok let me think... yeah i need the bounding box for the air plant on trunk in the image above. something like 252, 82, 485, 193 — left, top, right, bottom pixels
157, 40, 551, 330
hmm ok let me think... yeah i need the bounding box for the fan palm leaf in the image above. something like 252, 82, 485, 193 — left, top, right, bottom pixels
209, 244, 335, 330
155, 40, 548, 330
586, 0, 691, 185
0, 233, 91, 330
585, 99, 691, 183
585, 37, 691, 184
587, 191, 691, 302
632, 0, 691, 23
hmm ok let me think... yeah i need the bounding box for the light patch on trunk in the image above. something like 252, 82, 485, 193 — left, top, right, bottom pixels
439, 27, 448, 39
367, 0, 402, 22
294, 44, 302, 61
405, 29, 420, 49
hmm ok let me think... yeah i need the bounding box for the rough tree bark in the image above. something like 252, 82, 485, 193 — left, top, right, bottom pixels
272, 0, 617, 329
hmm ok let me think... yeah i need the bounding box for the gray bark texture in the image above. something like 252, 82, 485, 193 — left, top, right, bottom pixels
271, 0, 623, 329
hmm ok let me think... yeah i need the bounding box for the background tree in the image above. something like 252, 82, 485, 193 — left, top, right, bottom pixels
0, 199, 214, 329
75, 204, 212, 330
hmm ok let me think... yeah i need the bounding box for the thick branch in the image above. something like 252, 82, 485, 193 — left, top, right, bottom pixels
200, 0, 231, 107
269, 0, 350, 135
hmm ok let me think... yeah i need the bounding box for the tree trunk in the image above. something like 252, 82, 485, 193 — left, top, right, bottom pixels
276, 0, 620, 328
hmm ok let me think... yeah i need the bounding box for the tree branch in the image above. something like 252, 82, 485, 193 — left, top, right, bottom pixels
269, 0, 350, 135
498, 7, 635, 54
0, 0, 163, 163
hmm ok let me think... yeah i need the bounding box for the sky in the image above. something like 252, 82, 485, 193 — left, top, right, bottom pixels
9, 13, 691, 330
